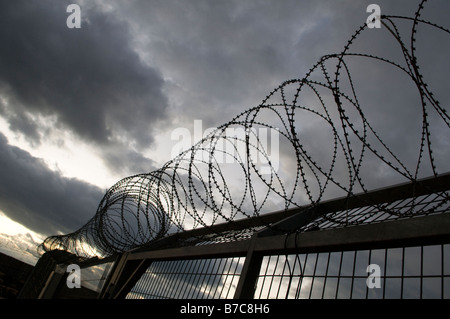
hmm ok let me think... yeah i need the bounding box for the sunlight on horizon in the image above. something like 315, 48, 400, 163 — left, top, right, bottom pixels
0, 211, 46, 246
0, 115, 120, 190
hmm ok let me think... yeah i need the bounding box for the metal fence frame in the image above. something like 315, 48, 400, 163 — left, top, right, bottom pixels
20, 173, 450, 299
99, 173, 450, 299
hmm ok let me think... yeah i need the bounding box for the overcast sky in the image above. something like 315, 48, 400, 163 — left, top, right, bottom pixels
0, 0, 449, 262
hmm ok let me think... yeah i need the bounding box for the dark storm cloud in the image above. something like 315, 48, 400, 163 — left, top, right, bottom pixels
118, 0, 450, 184
100, 145, 157, 176
0, 0, 168, 163
115, 1, 430, 129
115, 0, 347, 128
0, 133, 104, 236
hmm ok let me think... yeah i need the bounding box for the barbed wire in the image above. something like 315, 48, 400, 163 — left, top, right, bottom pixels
40, 0, 449, 258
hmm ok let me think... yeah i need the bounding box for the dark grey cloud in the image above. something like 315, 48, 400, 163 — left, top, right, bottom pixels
114, 0, 348, 128
0, 133, 103, 236
0, 0, 167, 172
99, 145, 157, 177
114, 0, 450, 136
117, 0, 450, 193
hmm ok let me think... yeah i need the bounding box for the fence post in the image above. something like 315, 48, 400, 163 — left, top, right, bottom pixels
98, 253, 130, 299
18, 250, 76, 299
233, 235, 263, 299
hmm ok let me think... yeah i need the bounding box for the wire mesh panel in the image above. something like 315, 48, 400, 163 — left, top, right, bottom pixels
80, 262, 114, 294
300, 193, 450, 232
254, 244, 450, 299
126, 257, 244, 299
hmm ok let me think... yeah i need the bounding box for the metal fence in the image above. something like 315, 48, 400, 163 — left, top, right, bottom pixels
127, 257, 244, 299
254, 244, 450, 299
19, 173, 449, 299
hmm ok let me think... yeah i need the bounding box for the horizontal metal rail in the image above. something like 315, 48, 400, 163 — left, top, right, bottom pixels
128, 173, 450, 257
126, 213, 450, 262
101, 173, 450, 299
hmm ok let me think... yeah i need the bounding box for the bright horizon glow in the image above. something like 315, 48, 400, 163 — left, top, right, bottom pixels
0, 115, 122, 189
0, 210, 44, 240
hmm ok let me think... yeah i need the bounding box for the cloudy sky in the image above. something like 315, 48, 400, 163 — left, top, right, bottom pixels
0, 0, 449, 264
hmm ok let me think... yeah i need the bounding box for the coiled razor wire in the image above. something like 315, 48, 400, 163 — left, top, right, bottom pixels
40, 0, 449, 258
